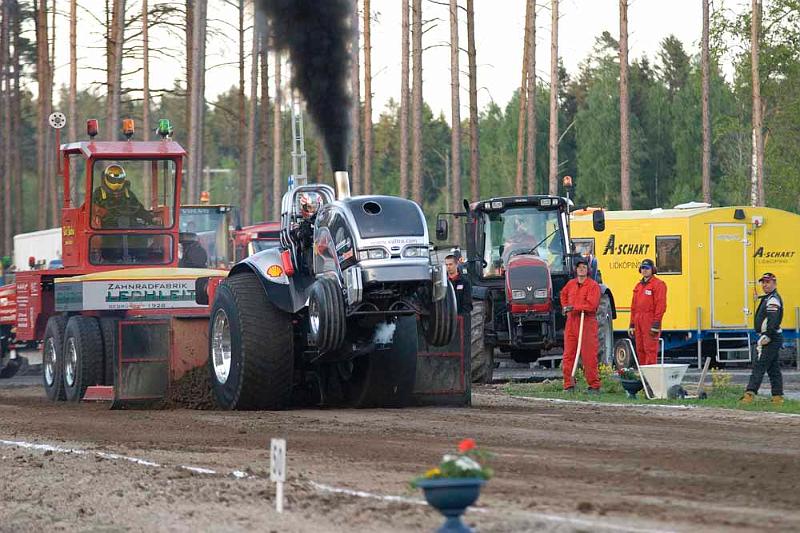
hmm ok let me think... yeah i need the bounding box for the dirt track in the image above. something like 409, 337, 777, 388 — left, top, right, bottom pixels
2, 383, 800, 532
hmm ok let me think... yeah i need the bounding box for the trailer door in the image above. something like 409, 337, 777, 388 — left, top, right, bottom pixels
710, 224, 748, 327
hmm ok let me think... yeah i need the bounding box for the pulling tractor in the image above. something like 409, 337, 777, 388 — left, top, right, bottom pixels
198, 172, 457, 410
0, 118, 226, 404
437, 191, 615, 383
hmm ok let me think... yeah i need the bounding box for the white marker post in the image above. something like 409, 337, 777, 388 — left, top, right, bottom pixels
270, 438, 286, 513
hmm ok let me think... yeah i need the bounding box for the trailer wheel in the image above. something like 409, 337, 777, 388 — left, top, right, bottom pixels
308, 276, 346, 353
208, 272, 294, 410
421, 282, 457, 347
614, 338, 633, 370
63, 316, 105, 402
597, 294, 614, 366
470, 301, 494, 384
43, 315, 68, 402
346, 316, 418, 408
99, 318, 119, 386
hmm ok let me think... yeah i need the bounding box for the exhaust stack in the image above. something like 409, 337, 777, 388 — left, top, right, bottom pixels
334, 171, 351, 200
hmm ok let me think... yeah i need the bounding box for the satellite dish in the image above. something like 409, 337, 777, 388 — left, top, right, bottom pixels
48, 112, 67, 130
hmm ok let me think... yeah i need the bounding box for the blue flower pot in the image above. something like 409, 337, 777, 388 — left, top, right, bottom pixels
416, 477, 485, 533
620, 378, 643, 399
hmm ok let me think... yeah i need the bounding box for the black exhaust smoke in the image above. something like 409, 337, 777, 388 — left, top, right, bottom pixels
257, 0, 352, 170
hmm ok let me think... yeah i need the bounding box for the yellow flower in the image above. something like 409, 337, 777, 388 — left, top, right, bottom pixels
424, 467, 441, 478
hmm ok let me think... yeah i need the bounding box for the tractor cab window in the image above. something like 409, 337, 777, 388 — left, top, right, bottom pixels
481, 207, 566, 278
90, 159, 176, 230
179, 207, 236, 268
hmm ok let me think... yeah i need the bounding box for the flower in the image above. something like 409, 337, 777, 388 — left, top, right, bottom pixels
458, 438, 476, 453
617, 367, 639, 380
412, 439, 493, 487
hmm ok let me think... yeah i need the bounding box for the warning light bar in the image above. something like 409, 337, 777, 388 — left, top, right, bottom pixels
157, 118, 173, 139
87, 119, 99, 139
122, 119, 135, 139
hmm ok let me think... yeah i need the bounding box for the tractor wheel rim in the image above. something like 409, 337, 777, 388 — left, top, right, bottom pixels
65, 337, 77, 387
212, 310, 232, 384
614, 345, 629, 369
44, 338, 57, 386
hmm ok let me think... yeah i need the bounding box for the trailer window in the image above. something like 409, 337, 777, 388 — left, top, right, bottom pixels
573, 238, 595, 256
89, 234, 173, 265
656, 236, 682, 274
90, 159, 176, 230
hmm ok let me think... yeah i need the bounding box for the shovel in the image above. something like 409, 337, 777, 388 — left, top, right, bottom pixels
570, 311, 585, 381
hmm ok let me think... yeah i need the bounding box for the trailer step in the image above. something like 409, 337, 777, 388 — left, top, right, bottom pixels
82, 386, 114, 402
714, 332, 751, 364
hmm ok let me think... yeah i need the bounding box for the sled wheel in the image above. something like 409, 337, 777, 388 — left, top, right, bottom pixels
597, 293, 614, 367
208, 272, 294, 410
63, 316, 105, 402
346, 316, 418, 408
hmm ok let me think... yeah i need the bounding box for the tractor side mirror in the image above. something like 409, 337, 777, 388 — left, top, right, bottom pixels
435, 218, 448, 241
592, 210, 606, 232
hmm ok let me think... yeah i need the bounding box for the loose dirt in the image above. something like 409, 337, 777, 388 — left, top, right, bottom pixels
2, 383, 799, 532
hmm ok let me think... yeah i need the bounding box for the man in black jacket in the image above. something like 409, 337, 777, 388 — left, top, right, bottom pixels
741, 272, 784, 406
445, 254, 472, 315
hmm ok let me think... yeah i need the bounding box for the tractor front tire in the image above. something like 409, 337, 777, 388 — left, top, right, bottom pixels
63, 316, 105, 402
470, 301, 494, 384
208, 272, 294, 410
346, 316, 418, 408
421, 282, 457, 347
308, 276, 346, 353
43, 315, 68, 402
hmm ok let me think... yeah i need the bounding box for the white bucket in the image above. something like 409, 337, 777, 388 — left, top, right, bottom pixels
639, 364, 689, 399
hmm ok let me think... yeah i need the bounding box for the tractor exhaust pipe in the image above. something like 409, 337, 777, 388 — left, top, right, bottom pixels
334, 171, 351, 200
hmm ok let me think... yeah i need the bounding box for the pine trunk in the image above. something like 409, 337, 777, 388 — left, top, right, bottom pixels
11, 0, 22, 235
619, 0, 631, 209
751, 0, 764, 206
259, 17, 271, 221
548, 0, 559, 195
701, 0, 711, 204
524, 0, 536, 195
411, 0, 423, 206
187, 0, 206, 202
106, 0, 126, 142
1, 0, 10, 249
238, 0, 246, 211
466, 0, 478, 201
350, 1, 361, 191
142, 0, 150, 201
244, 11, 259, 225
363, 0, 373, 195
400, 0, 410, 198
449, 0, 462, 217
34, 0, 50, 229
272, 54, 283, 218
69, 0, 77, 142
186, 0, 193, 144
515, 1, 532, 196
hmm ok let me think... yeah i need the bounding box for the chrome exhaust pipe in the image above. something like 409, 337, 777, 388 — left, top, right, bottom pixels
334, 171, 351, 200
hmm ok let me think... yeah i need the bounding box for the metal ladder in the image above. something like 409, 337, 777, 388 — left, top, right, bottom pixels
714, 331, 752, 363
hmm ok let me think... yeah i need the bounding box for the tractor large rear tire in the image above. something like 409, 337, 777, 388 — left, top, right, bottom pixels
346, 316, 418, 408
208, 272, 294, 410
42, 315, 68, 402
421, 282, 457, 347
597, 294, 614, 367
470, 301, 494, 384
63, 316, 105, 402
308, 276, 346, 353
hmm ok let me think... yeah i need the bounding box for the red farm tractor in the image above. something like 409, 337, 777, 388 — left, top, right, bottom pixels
0, 118, 226, 403
436, 193, 616, 383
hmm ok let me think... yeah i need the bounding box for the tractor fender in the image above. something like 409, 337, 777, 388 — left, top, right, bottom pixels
599, 283, 617, 320
227, 249, 312, 314
471, 284, 490, 301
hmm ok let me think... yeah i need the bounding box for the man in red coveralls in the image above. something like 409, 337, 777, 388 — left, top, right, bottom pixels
628, 258, 667, 365
560, 258, 601, 393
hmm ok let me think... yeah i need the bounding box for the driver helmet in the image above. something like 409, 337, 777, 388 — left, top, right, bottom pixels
298, 192, 322, 220
103, 163, 127, 193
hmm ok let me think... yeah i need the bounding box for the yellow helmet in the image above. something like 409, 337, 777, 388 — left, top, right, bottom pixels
103, 164, 126, 192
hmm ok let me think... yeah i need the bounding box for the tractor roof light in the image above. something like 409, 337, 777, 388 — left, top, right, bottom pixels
87, 119, 99, 139
491, 201, 503, 209
540, 198, 553, 207
157, 118, 173, 139
122, 119, 135, 140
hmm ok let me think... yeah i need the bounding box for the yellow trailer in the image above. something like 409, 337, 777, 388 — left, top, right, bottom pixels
571, 204, 800, 367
